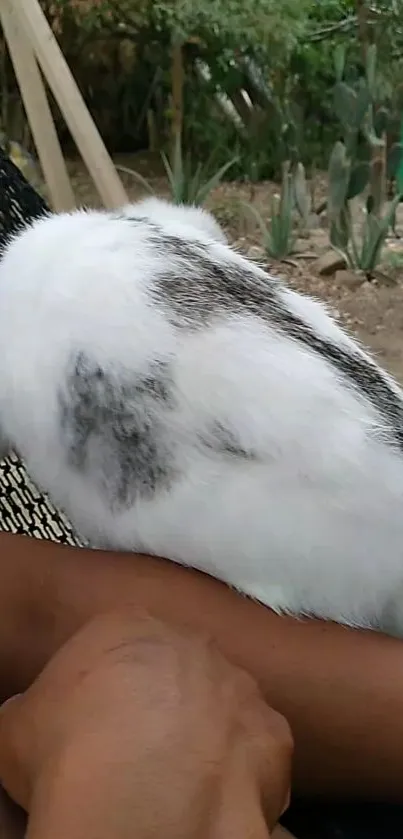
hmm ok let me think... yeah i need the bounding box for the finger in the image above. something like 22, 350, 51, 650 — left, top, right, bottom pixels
246, 703, 293, 827
238, 685, 293, 789
0, 693, 32, 809
261, 720, 293, 827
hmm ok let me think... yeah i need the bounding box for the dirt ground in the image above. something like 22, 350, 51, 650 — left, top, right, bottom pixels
63, 153, 403, 384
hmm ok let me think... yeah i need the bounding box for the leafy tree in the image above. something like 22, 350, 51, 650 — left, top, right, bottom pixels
9, 2, 403, 177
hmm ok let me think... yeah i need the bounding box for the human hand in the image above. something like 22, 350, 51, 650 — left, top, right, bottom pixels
0, 609, 292, 839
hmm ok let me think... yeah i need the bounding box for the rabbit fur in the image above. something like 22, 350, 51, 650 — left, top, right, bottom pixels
0, 196, 403, 635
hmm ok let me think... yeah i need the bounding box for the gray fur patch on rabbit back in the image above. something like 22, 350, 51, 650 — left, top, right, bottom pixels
0, 198, 403, 635
59, 351, 177, 507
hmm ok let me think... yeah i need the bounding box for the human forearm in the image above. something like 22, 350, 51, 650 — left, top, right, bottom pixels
1, 532, 403, 800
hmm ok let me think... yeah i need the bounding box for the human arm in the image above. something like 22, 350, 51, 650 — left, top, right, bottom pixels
0, 531, 402, 800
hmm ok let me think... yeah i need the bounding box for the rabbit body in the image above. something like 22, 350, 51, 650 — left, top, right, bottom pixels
0, 198, 403, 634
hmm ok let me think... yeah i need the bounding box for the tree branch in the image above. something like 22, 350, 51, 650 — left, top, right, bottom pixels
308, 16, 357, 43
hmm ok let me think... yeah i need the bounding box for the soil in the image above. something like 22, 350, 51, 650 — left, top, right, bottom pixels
59, 153, 403, 383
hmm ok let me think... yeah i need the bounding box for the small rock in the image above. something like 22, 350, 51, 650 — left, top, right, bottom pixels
316, 250, 347, 276
247, 245, 265, 261
309, 229, 328, 248
307, 212, 320, 229
335, 269, 366, 289
319, 214, 329, 230
294, 238, 313, 254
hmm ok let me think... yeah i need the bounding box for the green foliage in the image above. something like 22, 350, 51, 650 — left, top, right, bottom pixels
244, 162, 296, 260
49, 0, 309, 52
331, 42, 403, 178
328, 140, 351, 249
293, 162, 312, 229
151, 0, 310, 51
328, 141, 370, 218
349, 197, 401, 274
330, 200, 400, 276
327, 38, 403, 267
388, 143, 403, 179
161, 134, 237, 205
328, 139, 400, 275
114, 165, 155, 194
6, 2, 402, 181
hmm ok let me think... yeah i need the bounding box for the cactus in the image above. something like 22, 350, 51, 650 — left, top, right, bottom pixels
327, 42, 401, 276
328, 141, 370, 212
365, 44, 378, 99
351, 195, 401, 274
328, 141, 350, 215
374, 106, 390, 138
387, 142, 403, 179
327, 138, 398, 275
333, 83, 360, 130
293, 162, 312, 229
369, 154, 386, 217
394, 82, 403, 113
333, 78, 371, 158
331, 43, 402, 219
333, 43, 346, 84
281, 110, 300, 165
328, 142, 351, 253
333, 82, 370, 134
347, 160, 370, 199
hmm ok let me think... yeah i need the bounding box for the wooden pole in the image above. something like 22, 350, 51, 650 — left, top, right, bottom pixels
0, 1, 75, 211
10, 0, 128, 209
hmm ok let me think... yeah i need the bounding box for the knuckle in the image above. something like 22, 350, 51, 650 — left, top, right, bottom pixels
0, 696, 28, 791
242, 699, 294, 761
0, 696, 22, 751
263, 708, 294, 757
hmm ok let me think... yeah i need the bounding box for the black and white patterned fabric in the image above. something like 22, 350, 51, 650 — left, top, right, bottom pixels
0, 146, 81, 545
0, 147, 48, 241
0, 453, 80, 545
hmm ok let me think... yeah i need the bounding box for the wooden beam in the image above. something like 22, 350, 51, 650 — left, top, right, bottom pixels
0, 0, 75, 211
10, 0, 128, 209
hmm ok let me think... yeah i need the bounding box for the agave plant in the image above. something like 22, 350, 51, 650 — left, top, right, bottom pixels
349, 196, 401, 274
161, 134, 237, 206
243, 161, 296, 260
115, 165, 155, 194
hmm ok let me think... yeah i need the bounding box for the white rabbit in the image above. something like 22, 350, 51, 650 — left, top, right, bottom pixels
120, 196, 228, 244
0, 198, 403, 636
